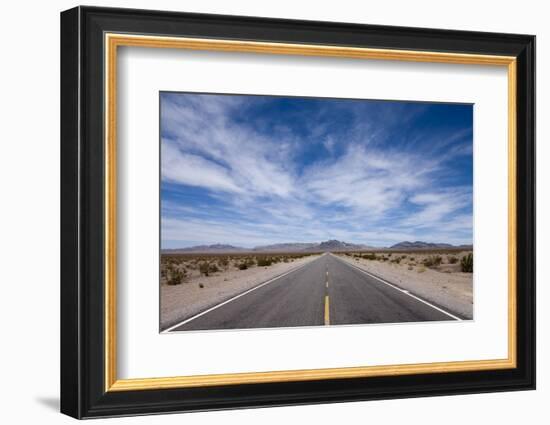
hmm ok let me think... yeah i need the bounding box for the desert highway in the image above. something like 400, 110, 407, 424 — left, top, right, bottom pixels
166, 253, 460, 332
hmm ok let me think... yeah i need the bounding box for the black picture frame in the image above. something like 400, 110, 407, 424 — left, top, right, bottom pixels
61, 5, 535, 419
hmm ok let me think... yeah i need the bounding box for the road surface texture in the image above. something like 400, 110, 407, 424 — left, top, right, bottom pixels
167, 253, 459, 332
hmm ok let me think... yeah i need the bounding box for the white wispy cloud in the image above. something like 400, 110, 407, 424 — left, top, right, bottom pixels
162, 142, 245, 193
307, 147, 419, 211
160, 93, 473, 248
161, 94, 296, 199
401, 189, 472, 229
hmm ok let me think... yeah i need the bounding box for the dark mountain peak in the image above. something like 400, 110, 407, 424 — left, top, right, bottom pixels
208, 244, 239, 249
390, 241, 461, 250
253, 242, 317, 252
314, 240, 371, 251
164, 244, 244, 253
319, 239, 343, 246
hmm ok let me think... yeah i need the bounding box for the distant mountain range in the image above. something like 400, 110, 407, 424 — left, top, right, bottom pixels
389, 241, 473, 250
162, 239, 470, 254
162, 240, 371, 253
164, 243, 245, 253
313, 240, 373, 252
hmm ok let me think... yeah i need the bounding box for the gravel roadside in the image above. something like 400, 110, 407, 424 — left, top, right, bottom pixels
160, 254, 321, 331
336, 254, 473, 319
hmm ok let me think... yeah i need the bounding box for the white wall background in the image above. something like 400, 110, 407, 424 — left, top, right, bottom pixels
0, 0, 545, 423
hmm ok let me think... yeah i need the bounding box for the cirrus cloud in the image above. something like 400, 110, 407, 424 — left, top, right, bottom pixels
160, 92, 473, 248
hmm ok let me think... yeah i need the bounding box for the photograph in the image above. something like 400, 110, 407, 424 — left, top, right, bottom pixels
58, 4, 536, 419
159, 92, 474, 332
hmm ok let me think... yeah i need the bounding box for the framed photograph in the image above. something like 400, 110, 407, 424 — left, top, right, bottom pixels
60, 6, 535, 419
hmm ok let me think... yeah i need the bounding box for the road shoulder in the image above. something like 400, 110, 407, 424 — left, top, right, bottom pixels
334, 254, 473, 319
160, 254, 321, 331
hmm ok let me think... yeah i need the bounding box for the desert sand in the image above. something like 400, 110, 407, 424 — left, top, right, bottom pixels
336, 251, 473, 319
160, 254, 321, 330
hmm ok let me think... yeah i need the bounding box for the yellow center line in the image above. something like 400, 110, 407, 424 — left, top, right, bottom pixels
324, 296, 330, 326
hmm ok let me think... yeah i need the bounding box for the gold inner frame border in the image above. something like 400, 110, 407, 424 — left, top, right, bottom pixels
104, 33, 517, 392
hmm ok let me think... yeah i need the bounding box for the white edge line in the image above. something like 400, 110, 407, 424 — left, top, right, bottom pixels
330, 254, 463, 321
162, 258, 316, 333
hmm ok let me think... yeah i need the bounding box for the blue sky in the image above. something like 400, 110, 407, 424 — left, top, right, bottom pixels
161, 92, 473, 249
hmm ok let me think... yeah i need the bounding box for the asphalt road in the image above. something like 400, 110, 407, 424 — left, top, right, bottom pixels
168, 253, 458, 332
